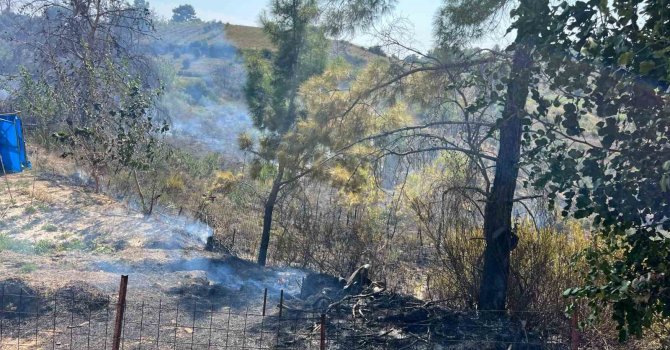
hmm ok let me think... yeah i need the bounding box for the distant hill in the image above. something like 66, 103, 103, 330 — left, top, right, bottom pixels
223, 23, 382, 64
0, 15, 383, 157
154, 22, 381, 66
147, 21, 383, 157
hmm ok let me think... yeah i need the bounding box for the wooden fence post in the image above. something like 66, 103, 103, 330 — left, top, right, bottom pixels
112, 275, 128, 350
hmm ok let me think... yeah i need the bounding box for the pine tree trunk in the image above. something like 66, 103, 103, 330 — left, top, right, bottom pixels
257, 164, 285, 266
478, 43, 532, 311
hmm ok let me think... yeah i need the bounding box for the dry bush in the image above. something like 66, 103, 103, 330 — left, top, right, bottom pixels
423, 222, 586, 313
268, 181, 387, 275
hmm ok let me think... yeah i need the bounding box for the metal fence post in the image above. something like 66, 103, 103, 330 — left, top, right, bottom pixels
279, 290, 284, 318
571, 305, 580, 350
262, 288, 268, 317
112, 275, 128, 350
320, 313, 326, 350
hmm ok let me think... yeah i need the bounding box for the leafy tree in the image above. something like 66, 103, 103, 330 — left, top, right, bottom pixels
113, 84, 171, 215
16, 0, 154, 126
337, 0, 550, 311
471, 0, 549, 312
9, 0, 164, 203
527, 0, 670, 340
243, 0, 409, 267
243, 55, 412, 265
52, 81, 169, 199
171, 4, 197, 23
243, 0, 328, 266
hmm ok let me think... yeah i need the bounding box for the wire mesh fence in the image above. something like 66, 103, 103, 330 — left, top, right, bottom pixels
0, 278, 575, 349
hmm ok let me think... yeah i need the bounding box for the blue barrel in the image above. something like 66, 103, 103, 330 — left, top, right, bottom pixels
0, 113, 31, 174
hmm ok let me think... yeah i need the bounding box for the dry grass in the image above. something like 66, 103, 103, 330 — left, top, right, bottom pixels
224, 24, 274, 51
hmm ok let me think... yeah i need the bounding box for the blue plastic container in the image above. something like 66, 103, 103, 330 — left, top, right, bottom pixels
0, 113, 31, 174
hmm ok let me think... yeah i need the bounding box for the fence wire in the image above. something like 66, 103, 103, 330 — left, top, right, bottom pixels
0, 280, 573, 349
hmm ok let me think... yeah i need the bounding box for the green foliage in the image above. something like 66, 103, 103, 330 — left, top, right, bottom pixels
51, 80, 170, 199
0, 234, 32, 254
23, 206, 37, 215
18, 262, 37, 274
33, 239, 55, 255
58, 239, 85, 252
528, 0, 670, 340
171, 4, 198, 23
91, 242, 116, 254
245, 0, 328, 149
111, 84, 170, 172
11, 68, 65, 147
41, 224, 58, 232
319, 0, 397, 36
242, 0, 329, 187
435, 0, 511, 48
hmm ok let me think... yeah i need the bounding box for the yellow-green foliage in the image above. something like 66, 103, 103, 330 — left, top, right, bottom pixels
210, 171, 242, 195
422, 221, 588, 313
282, 59, 413, 203
164, 174, 186, 192
399, 151, 589, 312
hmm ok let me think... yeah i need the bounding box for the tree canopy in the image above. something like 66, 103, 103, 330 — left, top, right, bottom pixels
526, 0, 670, 340
171, 4, 197, 23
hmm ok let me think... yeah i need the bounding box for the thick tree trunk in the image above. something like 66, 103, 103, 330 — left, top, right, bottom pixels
257, 164, 285, 266
478, 44, 532, 311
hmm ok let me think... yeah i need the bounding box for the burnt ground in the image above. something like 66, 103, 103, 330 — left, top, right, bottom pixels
1, 170, 573, 349
0, 170, 304, 299
0, 170, 308, 348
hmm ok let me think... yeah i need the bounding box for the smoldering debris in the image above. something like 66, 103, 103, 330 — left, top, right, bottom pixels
0, 279, 109, 320
54, 281, 109, 314
0, 278, 40, 319
284, 265, 565, 349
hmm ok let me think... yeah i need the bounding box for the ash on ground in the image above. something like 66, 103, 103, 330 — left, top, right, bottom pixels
281, 265, 570, 349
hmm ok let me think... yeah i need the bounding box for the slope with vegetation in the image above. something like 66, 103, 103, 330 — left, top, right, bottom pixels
145, 20, 383, 155
0, 0, 668, 348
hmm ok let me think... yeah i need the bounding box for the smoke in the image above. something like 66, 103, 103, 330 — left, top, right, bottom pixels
168, 100, 252, 155
147, 21, 253, 157
89, 205, 306, 297
170, 258, 306, 296
151, 209, 214, 244
95, 257, 306, 297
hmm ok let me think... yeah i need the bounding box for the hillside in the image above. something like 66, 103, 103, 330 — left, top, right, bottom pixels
0, 16, 382, 156
0, 161, 568, 349
155, 22, 380, 62
148, 21, 382, 156
224, 23, 382, 63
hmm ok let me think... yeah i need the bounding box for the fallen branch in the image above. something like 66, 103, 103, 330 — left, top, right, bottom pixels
325, 284, 387, 314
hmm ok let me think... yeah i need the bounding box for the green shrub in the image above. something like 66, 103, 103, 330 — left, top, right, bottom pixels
0, 234, 32, 253
21, 219, 40, 231
34, 239, 56, 255
91, 242, 115, 254
19, 262, 37, 274
24, 206, 37, 215
42, 224, 58, 232
58, 239, 85, 251
36, 203, 51, 212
